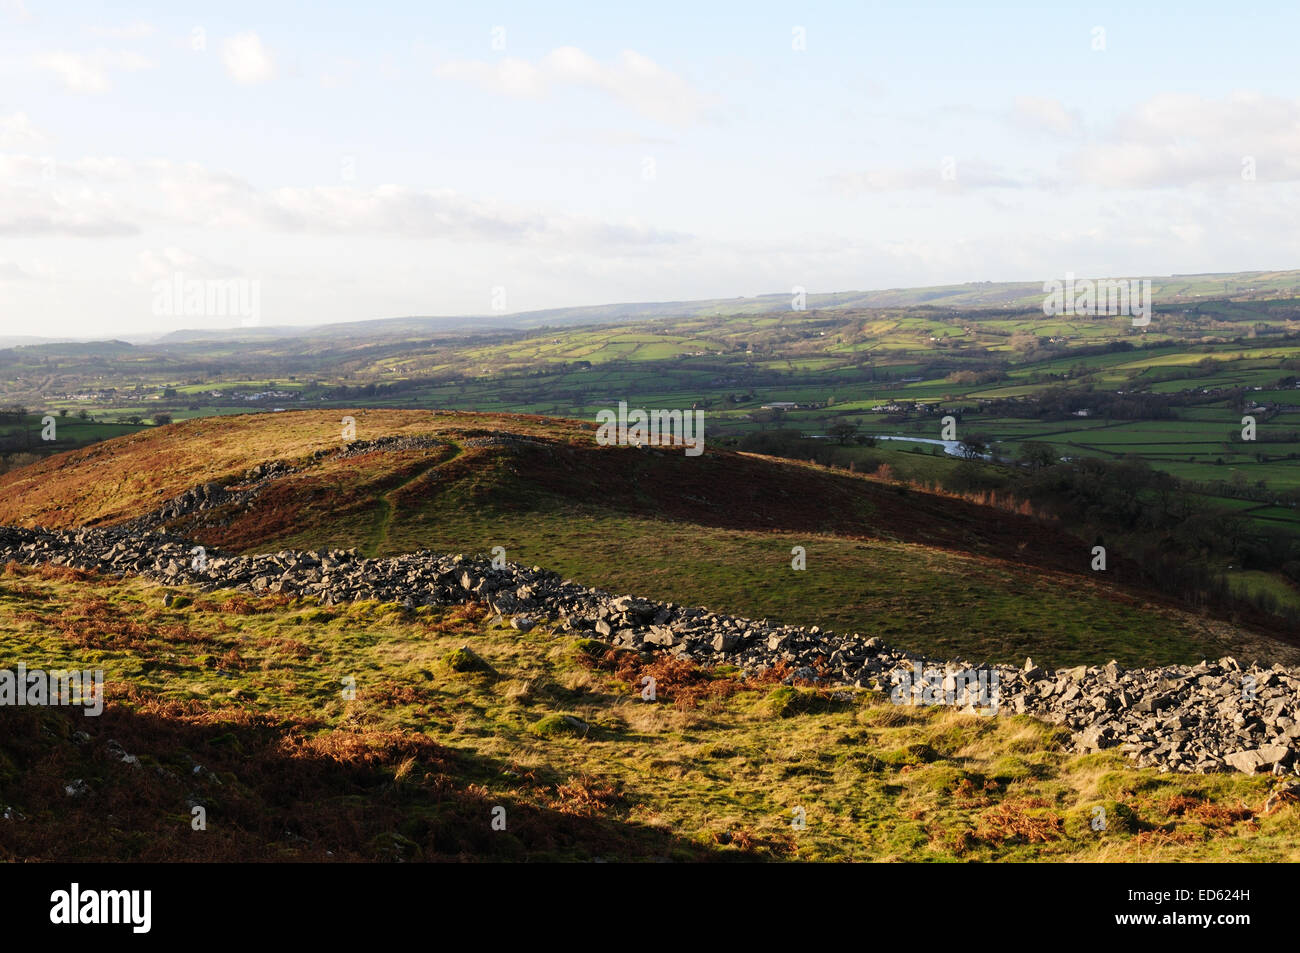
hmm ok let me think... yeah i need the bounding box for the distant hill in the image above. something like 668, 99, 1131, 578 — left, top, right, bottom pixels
125, 267, 1300, 347
0, 335, 74, 347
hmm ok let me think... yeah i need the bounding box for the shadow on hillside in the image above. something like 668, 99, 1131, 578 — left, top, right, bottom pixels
0, 695, 751, 863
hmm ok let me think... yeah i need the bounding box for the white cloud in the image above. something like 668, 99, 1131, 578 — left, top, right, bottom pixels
222, 32, 275, 85
131, 247, 233, 283
440, 57, 544, 98
0, 113, 47, 149
1169, 222, 1206, 244
1011, 96, 1078, 136
1062, 92, 1300, 188
437, 46, 710, 125
827, 159, 1024, 193
34, 49, 155, 93
0, 153, 137, 182
1116, 91, 1298, 144
230, 183, 688, 247
0, 153, 688, 248
0, 259, 31, 281
1, 0, 32, 24
0, 186, 138, 236
1063, 142, 1229, 189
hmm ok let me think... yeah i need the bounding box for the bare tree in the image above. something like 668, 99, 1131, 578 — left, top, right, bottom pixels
828, 421, 860, 445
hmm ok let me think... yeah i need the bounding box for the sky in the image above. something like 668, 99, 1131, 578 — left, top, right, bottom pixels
2, 0, 1300, 338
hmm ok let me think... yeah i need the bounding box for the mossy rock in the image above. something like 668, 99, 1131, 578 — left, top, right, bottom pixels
917, 765, 966, 795
1067, 799, 1140, 837
294, 609, 335, 625
764, 686, 846, 718
834, 749, 886, 773
531, 713, 590, 738
989, 755, 1037, 783
370, 831, 423, 862
1096, 770, 1174, 800
444, 646, 496, 675
880, 743, 940, 767
205, 731, 243, 753
570, 637, 633, 664
572, 638, 608, 658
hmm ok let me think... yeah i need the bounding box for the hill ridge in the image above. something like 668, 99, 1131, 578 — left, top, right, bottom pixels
1, 408, 1292, 672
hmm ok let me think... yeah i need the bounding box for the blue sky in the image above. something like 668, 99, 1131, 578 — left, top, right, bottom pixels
3, 0, 1300, 337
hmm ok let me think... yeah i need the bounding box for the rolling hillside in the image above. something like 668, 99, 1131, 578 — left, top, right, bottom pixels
132, 267, 1300, 345
0, 409, 1293, 668
5, 408, 1300, 864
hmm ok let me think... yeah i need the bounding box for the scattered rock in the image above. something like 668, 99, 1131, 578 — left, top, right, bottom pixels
531, 714, 590, 738
444, 645, 495, 675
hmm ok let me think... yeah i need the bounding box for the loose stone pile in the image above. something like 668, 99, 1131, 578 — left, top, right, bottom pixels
459, 432, 550, 450
335, 435, 444, 460
1, 524, 1296, 777
120, 479, 264, 534
118, 439, 446, 534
